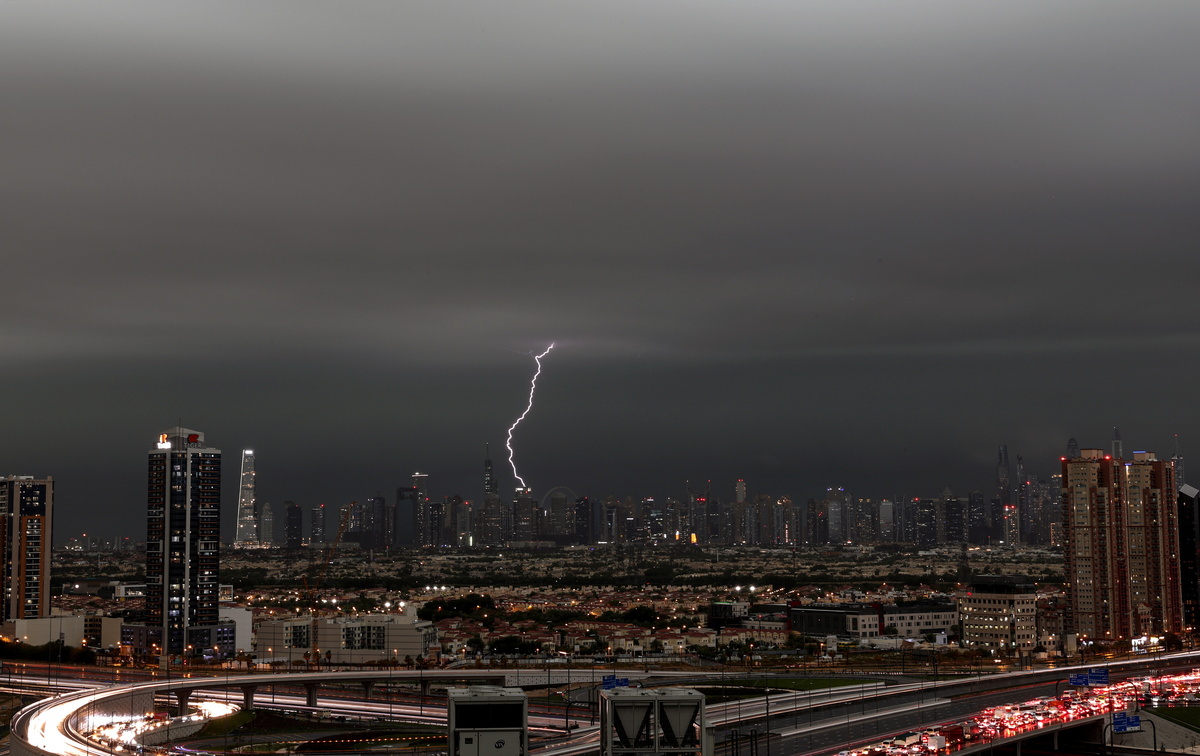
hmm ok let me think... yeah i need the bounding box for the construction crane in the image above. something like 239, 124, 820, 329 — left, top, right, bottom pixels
302, 501, 354, 607
300, 502, 355, 667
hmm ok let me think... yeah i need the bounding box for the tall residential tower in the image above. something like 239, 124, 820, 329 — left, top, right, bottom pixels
1062, 447, 1183, 642
146, 427, 223, 655
0, 476, 53, 621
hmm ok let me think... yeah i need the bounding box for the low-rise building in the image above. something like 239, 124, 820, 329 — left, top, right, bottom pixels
881, 602, 959, 639
789, 600, 958, 641
257, 611, 437, 665
707, 601, 749, 629
2, 613, 86, 647
788, 604, 881, 639
959, 575, 1037, 652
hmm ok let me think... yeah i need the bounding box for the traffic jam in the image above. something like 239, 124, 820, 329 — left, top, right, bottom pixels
836, 668, 1200, 756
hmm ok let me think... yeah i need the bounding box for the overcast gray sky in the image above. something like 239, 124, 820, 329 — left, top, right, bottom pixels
3, 2, 1199, 542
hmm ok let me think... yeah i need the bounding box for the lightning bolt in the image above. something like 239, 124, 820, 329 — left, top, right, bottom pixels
506, 343, 555, 489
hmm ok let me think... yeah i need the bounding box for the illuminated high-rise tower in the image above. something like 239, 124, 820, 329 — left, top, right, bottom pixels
233, 449, 258, 546
513, 487, 536, 541
146, 427, 222, 655
412, 472, 432, 547
1062, 447, 1183, 642
310, 503, 326, 544
484, 444, 498, 498
0, 475, 53, 620
1179, 483, 1200, 631
995, 444, 1014, 543
1015, 455, 1031, 544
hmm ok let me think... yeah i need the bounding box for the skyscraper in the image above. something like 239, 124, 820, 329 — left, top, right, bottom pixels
259, 502, 275, 546
339, 500, 358, 539
310, 503, 326, 544
877, 499, 894, 542
425, 497, 446, 546
477, 494, 505, 545
914, 498, 938, 548
804, 498, 827, 545
825, 487, 849, 543
412, 473, 432, 547
484, 444, 498, 499
512, 487, 536, 541
451, 496, 472, 547
284, 501, 303, 549
233, 449, 258, 547
967, 491, 988, 544
1016, 455, 1029, 540
942, 489, 965, 544
572, 496, 593, 544
1062, 447, 1184, 643
394, 487, 419, 545
146, 427, 221, 655
359, 495, 388, 550
995, 444, 1012, 512
0, 475, 53, 621
1177, 484, 1200, 632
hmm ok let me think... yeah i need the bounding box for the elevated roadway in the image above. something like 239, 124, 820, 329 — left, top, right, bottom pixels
12, 651, 1200, 756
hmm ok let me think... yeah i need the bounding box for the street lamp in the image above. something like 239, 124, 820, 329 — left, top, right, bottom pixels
389, 649, 397, 720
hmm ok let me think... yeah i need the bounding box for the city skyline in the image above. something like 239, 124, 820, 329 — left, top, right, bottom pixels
3, 2, 1200, 539
59, 427, 1184, 547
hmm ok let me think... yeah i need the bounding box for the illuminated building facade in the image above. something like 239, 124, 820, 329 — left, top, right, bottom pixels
0, 475, 53, 621
483, 444, 498, 498
512, 487, 536, 541
410, 472, 435, 546
233, 449, 258, 546
310, 503, 326, 544
960, 575, 1037, 652
1062, 448, 1183, 643
146, 427, 222, 655
1179, 484, 1200, 632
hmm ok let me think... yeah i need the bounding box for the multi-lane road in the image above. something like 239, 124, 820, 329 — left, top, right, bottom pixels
8, 652, 1200, 756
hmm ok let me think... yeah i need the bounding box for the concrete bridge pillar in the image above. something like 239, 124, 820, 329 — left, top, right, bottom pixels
361, 681, 374, 697
305, 682, 320, 708
240, 684, 258, 711
174, 687, 191, 713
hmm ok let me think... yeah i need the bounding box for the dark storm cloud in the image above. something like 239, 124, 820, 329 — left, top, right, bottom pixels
2, 1, 1200, 538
